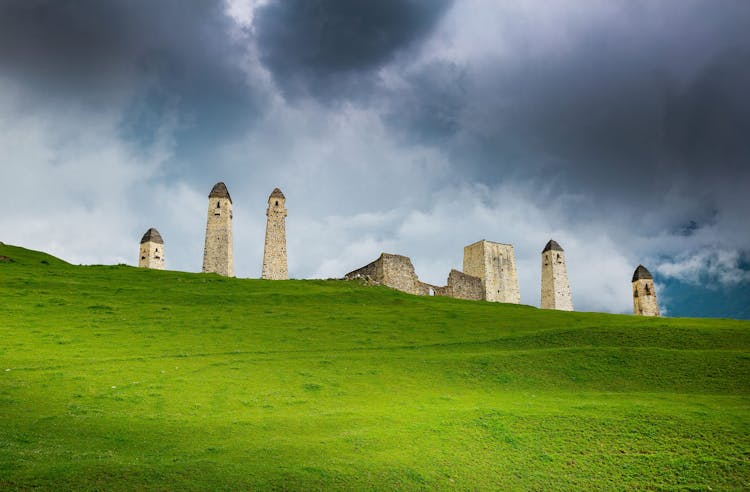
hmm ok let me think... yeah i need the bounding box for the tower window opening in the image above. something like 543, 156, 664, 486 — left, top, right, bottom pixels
216, 202, 220, 208
645, 285, 651, 295
275, 200, 279, 206
556, 253, 561, 263
634, 289, 639, 298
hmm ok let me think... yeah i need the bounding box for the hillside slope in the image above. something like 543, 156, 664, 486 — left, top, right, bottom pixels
1, 244, 748, 490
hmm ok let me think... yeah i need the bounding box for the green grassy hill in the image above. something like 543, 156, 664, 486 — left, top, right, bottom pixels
1, 243, 748, 490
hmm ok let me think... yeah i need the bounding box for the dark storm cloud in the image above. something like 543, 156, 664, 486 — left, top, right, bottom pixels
0, 0, 261, 147
384, 60, 467, 144
385, 2, 750, 221
254, 0, 453, 101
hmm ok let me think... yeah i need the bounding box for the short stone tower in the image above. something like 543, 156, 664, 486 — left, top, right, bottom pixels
463, 240, 520, 303
138, 227, 164, 270
540, 239, 573, 311
202, 182, 234, 277
632, 265, 660, 316
262, 188, 288, 280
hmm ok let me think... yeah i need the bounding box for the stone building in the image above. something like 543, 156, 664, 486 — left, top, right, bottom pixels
345, 253, 429, 296
462, 240, 520, 303
540, 239, 573, 311
201, 182, 234, 277
434, 269, 484, 301
138, 227, 164, 270
632, 265, 660, 316
261, 188, 288, 280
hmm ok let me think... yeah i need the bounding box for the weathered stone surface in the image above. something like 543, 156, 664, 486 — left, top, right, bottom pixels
632, 265, 660, 316
262, 188, 288, 280
345, 253, 428, 296
202, 182, 234, 277
632, 265, 653, 281
138, 227, 165, 270
434, 269, 484, 301
208, 182, 232, 202
463, 240, 520, 303
140, 227, 163, 245
540, 239, 573, 311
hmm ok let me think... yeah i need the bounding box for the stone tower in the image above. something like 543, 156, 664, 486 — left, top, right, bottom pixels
463, 240, 520, 303
138, 227, 164, 270
632, 265, 660, 316
540, 239, 573, 311
262, 187, 288, 280
202, 182, 234, 277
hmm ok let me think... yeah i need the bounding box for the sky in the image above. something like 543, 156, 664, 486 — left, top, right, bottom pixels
0, 0, 748, 318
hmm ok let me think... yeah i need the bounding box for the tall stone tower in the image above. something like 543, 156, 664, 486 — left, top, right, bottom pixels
262, 187, 288, 280
632, 265, 660, 316
463, 240, 520, 303
540, 239, 573, 311
202, 182, 234, 277
138, 227, 164, 270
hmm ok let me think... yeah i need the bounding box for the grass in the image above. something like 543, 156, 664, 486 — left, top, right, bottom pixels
0, 243, 748, 490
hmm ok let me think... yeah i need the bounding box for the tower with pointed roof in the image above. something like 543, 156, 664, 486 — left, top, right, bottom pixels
462, 240, 520, 303
540, 239, 573, 311
632, 265, 660, 316
262, 188, 288, 280
138, 227, 164, 270
201, 182, 234, 276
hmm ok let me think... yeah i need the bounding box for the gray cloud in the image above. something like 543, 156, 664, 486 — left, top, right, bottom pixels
375, 1, 750, 253
0, 0, 264, 164
254, 0, 453, 100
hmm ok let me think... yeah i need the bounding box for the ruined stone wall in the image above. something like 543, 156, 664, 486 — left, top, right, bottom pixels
262, 191, 288, 280
346, 258, 382, 282
202, 195, 234, 277
434, 269, 484, 301
345, 253, 427, 296
633, 279, 660, 316
381, 254, 429, 295
463, 240, 520, 303
541, 250, 573, 311
138, 241, 164, 270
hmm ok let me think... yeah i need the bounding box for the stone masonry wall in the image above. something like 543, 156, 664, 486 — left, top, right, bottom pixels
138, 241, 164, 270
633, 279, 660, 316
262, 192, 288, 280
541, 250, 573, 311
202, 195, 234, 277
345, 258, 381, 281
345, 253, 428, 296
435, 269, 484, 301
463, 240, 520, 303
382, 254, 429, 295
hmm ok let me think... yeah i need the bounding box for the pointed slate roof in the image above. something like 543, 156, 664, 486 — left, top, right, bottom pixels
632, 265, 653, 282
270, 187, 285, 199
209, 182, 232, 203
140, 228, 164, 244
542, 239, 563, 253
